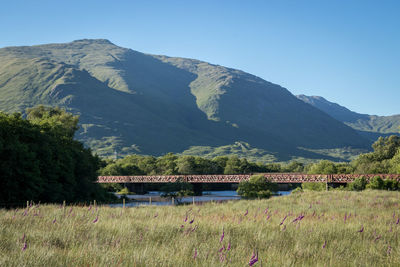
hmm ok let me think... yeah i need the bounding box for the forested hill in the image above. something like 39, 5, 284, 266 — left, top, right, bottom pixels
0, 39, 369, 161
297, 95, 400, 141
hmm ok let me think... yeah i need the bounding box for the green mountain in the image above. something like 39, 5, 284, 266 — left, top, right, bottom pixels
297, 95, 400, 141
0, 39, 370, 161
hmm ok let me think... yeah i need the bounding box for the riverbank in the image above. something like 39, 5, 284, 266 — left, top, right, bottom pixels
1, 191, 399, 266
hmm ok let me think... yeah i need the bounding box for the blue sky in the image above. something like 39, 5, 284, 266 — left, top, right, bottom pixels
1, 0, 399, 115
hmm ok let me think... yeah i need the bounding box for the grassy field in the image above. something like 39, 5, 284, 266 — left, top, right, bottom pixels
1, 191, 400, 266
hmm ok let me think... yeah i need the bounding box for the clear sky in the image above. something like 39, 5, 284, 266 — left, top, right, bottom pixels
1, 0, 399, 115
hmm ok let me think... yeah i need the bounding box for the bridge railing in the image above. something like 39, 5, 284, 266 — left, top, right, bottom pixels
97, 173, 400, 184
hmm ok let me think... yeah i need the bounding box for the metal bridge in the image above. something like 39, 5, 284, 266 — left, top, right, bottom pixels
97, 173, 400, 184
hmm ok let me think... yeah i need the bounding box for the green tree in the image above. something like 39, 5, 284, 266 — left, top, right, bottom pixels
237, 175, 277, 199
308, 160, 337, 174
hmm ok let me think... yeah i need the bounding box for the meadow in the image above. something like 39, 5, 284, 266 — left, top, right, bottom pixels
1, 191, 400, 266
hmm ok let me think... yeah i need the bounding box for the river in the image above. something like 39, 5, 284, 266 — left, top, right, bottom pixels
109, 190, 291, 207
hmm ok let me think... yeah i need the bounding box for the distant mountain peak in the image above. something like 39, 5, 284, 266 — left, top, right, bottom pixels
71, 39, 114, 45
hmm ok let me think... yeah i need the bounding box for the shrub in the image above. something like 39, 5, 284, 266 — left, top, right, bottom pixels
301, 182, 326, 191
383, 179, 399, 191
348, 177, 367, 191
366, 176, 384, 190
291, 187, 303, 194
160, 180, 194, 198
237, 175, 277, 199
117, 187, 130, 195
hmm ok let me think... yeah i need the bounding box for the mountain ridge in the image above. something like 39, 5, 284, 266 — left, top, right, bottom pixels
0, 39, 370, 161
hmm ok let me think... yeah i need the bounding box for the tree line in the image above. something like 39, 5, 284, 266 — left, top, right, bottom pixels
100, 135, 400, 176
0, 106, 110, 207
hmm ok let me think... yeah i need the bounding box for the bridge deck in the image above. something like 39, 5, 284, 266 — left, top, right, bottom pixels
97, 173, 400, 184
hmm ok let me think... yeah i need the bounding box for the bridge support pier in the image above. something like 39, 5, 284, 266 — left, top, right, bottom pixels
192, 183, 203, 196
126, 183, 145, 194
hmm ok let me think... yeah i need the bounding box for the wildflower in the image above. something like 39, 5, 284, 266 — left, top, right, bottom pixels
218, 246, 225, 252
344, 212, 347, 223
193, 248, 197, 259
220, 228, 225, 243
21, 233, 25, 242
189, 218, 194, 224
396, 217, 399, 225
279, 215, 287, 226
266, 215, 271, 221
184, 214, 188, 222
244, 209, 248, 216
264, 208, 268, 214
52, 218, 56, 224
374, 235, 381, 242
322, 240, 327, 248
387, 245, 392, 255
358, 225, 364, 233
249, 250, 258, 266
227, 242, 231, 251
22, 242, 27, 251
93, 215, 98, 223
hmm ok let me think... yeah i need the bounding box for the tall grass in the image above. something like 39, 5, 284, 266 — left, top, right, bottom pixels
1, 191, 400, 266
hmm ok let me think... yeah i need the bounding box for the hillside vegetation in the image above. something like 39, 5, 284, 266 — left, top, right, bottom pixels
297, 95, 400, 141
0, 39, 370, 161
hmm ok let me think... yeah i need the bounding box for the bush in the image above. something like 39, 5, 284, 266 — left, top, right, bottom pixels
366, 176, 384, 190
160, 180, 194, 198
301, 182, 326, 191
348, 177, 367, 191
291, 187, 303, 194
117, 187, 131, 195
237, 175, 277, 199
383, 179, 399, 191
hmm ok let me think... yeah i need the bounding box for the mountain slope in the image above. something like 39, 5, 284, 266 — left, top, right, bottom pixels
0, 39, 370, 160
297, 95, 400, 140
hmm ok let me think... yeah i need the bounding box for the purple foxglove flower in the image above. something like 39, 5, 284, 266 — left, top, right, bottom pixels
22, 242, 27, 251
218, 246, 225, 252
249, 251, 258, 266
227, 242, 231, 251
93, 215, 98, 223
220, 228, 224, 243
244, 209, 248, 216
279, 215, 287, 226
189, 218, 194, 224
